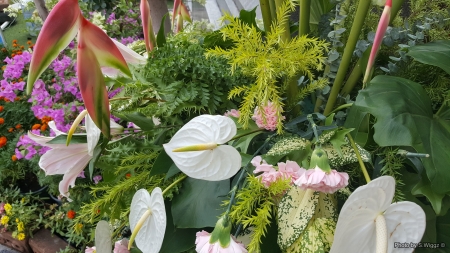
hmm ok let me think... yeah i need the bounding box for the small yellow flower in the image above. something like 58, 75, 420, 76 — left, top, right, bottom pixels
1, 215, 9, 225
17, 222, 24, 232
20, 198, 26, 204
74, 223, 83, 234
15, 218, 19, 223
4, 203, 12, 215
17, 233, 25, 241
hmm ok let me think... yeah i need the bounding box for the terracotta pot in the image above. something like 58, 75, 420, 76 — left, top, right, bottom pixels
0, 230, 32, 253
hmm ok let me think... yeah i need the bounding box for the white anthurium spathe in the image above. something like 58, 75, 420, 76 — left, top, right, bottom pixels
163, 115, 241, 181
330, 176, 426, 253
129, 188, 166, 253
28, 115, 101, 199
95, 220, 112, 253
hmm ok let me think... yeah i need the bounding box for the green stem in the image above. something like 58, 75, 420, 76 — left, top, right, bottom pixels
259, 0, 273, 33
347, 133, 371, 183
162, 174, 187, 196
323, 0, 371, 115
299, 0, 311, 36
307, 114, 319, 143
325, 103, 353, 116
339, 0, 406, 97
229, 129, 264, 142
269, 0, 277, 25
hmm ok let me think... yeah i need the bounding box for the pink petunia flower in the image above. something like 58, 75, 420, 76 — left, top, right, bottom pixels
113, 239, 130, 253
251, 156, 305, 187
252, 102, 285, 131
294, 166, 349, 194
85, 246, 96, 253
195, 230, 247, 253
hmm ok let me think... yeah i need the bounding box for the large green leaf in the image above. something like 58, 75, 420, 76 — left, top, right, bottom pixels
171, 178, 229, 228
310, 0, 335, 31
114, 112, 155, 131
351, 75, 450, 204
407, 40, 450, 75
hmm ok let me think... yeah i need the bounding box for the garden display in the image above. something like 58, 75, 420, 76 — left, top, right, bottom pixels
0, 0, 449, 252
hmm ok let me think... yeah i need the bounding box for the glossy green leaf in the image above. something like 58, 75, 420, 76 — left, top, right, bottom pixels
47, 134, 87, 144
407, 40, 450, 75
171, 178, 229, 228
151, 150, 173, 176
310, 0, 335, 31
114, 112, 155, 131
352, 75, 450, 201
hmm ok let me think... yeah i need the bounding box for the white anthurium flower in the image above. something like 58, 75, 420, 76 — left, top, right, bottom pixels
95, 220, 112, 253
28, 115, 101, 199
129, 188, 166, 253
163, 115, 241, 181
330, 176, 426, 253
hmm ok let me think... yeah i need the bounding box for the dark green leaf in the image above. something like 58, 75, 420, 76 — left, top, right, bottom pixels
151, 150, 173, 176
171, 178, 229, 228
407, 40, 450, 75
165, 164, 181, 180
114, 112, 155, 131
47, 134, 87, 144
157, 13, 168, 47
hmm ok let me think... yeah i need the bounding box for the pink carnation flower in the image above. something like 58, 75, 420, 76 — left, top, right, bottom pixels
251, 157, 304, 187
0, 203, 4, 215
195, 230, 247, 253
85, 246, 96, 253
294, 166, 349, 193
224, 109, 240, 118
252, 102, 285, 131
113, 239, 130, 253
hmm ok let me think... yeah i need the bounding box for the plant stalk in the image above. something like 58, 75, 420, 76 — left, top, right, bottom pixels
275, 0, 291, 41
299, 0, 311, 36
347, 133, 371, 183
259, 0, 273, 33
162, 174, 187, 196
323, 0, 371, 115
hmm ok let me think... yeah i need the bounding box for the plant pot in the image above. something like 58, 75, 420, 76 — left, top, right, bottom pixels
0, 230, 32, 253
29, 229, 75, 253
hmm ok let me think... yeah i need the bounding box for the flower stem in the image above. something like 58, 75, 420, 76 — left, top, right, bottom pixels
323, 0, 371, 115
162, 174, 187, 196
229, 129, 264, 142
299, 0, 311, 36
325, 103, 353, 116
346, 133, 371, 183
307, 114, 319, 143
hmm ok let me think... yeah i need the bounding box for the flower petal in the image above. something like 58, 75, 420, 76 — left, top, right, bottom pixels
85, 113, 101, 156
384, 202, 426, 253
172, 0, 181, 27
129, 188, 166, 253
58, 153, 92, 198
39, 147, 90, 175
179, 2, 192, 23
111, 39, 147, 65
79, 17, 131, 77
140, 0, 157, 52
77, 33, 111, 138
27, 0, 81, 94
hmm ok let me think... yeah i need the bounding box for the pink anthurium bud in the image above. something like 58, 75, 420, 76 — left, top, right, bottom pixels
176, 12, 184, 33
140, 0, 157, 52
363, 0, 392, 86
172, 0, 182, 27
180, 2, 192, 23
27, 0, 81, 94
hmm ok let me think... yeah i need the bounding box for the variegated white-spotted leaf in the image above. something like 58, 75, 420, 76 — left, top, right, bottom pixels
129, 188, 166, 253
286, 218, 336, 253
95, 220, 112, 253
278, 188, 319, 250
385, 202, 426, 253
163, 115, 241, 181
316, 192, 337, 219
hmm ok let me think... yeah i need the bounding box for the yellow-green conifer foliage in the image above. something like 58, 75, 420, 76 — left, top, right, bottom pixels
207, 1, 328, 133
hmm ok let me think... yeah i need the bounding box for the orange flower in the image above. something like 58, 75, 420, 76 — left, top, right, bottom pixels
40, 124, 47, 132
12, 39, 17, 44
0, 136, 7, 148
27, 40, 32, 45
20, 46, 24, 50
125, 173, 131, 179
32, 124, 41, 130
1, 48, 6, 52
4, 98, 10, 102
11, 53, 15, 57
18, 78, 23, 82
8, 128, 14, 133
0, 106, 3, 112
0, 118, 4, 124
15, 124, 21, 129
17, 51, 22, 55
12, 44, 17, 48
14, 97, 20, 101
12, 155, 17, 162
67, 210, 76, 219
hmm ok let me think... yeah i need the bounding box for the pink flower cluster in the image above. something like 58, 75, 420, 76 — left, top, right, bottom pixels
224, 109, 240, 118
85, 239, 129, 253
251, 156, 303, 187
251, 156, 349, 193
294, 166, 349, 194
195, 230, 247, 253
251, 102, 285, 131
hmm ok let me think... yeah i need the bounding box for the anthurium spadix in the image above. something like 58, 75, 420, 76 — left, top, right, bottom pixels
140, 0, 157, 52
363, 0, 392, 86
330, 176, 426, 253
129, 188, 166, 253
163, 115, 241, 181
27, 118, 101, 199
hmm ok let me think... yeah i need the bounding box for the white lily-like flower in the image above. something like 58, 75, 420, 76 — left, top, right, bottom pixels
28, 116, 101, 198
102, 39, 147, 77
330, 176, 426, 253
163, 115, 241, 181
129, 188, 166, 253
